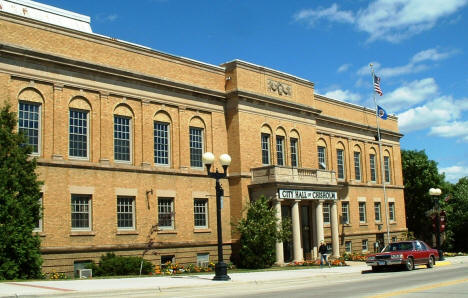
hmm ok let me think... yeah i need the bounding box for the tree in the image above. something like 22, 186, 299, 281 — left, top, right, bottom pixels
236, 196, 291, 269
0, 104, 42, 279
442, 177, 468, 252
401, 150, 447, 244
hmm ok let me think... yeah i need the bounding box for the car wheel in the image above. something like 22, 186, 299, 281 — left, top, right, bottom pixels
405, 258, 414, 271
427, 256, 434, 268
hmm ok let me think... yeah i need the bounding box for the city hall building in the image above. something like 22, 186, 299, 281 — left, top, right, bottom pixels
0, 0, 407, 274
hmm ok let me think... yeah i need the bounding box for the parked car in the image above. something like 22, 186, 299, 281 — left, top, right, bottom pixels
366, 240, 439, 272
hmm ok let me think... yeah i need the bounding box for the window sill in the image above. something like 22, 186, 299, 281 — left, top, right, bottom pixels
116, 230, 138, 235
194, 228, 211, 233
157, 230, 177, 235
359, 223, 368, 226
70, 231, 95, 236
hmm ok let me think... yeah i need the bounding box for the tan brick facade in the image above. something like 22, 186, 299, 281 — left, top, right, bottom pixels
0, 9, 406, 274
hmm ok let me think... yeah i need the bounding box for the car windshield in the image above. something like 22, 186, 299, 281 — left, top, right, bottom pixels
382, 242, 413, 252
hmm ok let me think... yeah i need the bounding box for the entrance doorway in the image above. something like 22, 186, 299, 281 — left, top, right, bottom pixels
301, 205, 311, 260
281, 205, 293, 262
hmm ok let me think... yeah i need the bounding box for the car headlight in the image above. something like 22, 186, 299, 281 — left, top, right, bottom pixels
367, 256, 375, 261
391, 254, 403, 259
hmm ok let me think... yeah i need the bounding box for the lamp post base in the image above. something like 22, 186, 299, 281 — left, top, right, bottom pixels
213, 262, 230, 281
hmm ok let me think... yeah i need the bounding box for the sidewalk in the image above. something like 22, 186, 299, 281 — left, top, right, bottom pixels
0, 256, 466, 297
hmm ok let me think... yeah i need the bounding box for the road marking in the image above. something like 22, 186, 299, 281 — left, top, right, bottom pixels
6, 282, 75, 292
368, 278, 468, 297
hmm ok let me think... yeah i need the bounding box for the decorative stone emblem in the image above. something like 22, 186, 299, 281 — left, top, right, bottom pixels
267, 79, 292, 96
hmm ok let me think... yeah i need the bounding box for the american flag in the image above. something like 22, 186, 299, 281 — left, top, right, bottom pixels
374, 74, 383, 96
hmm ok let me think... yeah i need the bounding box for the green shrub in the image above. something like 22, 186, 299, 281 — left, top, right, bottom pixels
88, 253, 154, 276
236, 196, 291, 269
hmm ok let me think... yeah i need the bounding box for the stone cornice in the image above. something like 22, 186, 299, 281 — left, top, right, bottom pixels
222, 60, 315, 88
315, 93, 398, 121
0, 12, 224, 74
0, 42, 226, 101
316, 114, 404, 139
227, 89, 322, 116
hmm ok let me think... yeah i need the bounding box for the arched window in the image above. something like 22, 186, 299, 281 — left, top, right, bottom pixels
353, 145, 362, 181
336, 142, 346, 180
317, 138, 327, 170
69, 97, 91, 160
290, 130, 300, 167
17, 88, 44, 155
261, 125, 273, 165
384, 150, 392, 183
369, 148, 377, 182
275, 127, 286, 166
113, 104, 134, 163
154, 111, 172, 166
189, 117, 206, 168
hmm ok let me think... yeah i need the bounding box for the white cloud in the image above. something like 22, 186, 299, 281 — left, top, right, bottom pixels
430, 121, 468, 141
294, 4, 354, 25
439, 165, 468, 183
96, 13, 118, 22
357, 48, 457, 78
383, 78, 438, 112
322, 89, 362, 102
398, 96, 467, 134
337, 63, 351, 73
294, 1, 468, 43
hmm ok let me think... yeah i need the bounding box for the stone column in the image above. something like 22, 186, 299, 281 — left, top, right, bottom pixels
315, 200, 324, 246
274, 198, 284, 265
311, 202, 318, 259
291, 200, 303, 262
331, 200, 340, 258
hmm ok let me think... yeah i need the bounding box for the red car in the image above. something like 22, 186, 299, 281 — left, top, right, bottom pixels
366, 240, 439, 272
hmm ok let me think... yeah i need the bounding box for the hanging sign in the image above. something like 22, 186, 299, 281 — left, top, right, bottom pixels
278, 189, 337, 200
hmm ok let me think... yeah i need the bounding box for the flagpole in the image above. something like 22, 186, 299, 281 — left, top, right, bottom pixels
370, 64, 391, 246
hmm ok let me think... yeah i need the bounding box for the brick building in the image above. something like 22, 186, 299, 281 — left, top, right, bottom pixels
0, 0, 406, 274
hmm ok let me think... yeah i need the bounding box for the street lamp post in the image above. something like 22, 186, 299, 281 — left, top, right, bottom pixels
429, 188, 444, 261
202, 152, 231, 281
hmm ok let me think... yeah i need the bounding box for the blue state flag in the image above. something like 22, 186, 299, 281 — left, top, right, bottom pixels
377, 105, 387, 120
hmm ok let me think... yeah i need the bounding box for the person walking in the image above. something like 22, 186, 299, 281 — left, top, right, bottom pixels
319, 241, 331, 268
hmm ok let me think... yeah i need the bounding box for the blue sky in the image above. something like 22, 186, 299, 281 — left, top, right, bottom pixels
37, 0, 468, 183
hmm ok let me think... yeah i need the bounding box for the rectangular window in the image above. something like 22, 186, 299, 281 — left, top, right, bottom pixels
154, 122, 169, 165
194, 199, 208, 229
34, 194, 43, 232
384, 156, 391, 183
359, 202, 366, 223
341, 202, 349, 224
69, 109, 88, 158
337, 149, 345, 179
290, 138, 298, 167
362, 239, 368, 252
345, 241, 352, 253
197, 253, 210, 267
276, 136, 285, 166
391, 236, 397, 243
18, 102, 40, 154
189, 127, 203, 168
117, 196, 135, 229
389, 202, 395, 221
71, 194, 91, 230
323, 203, 330, 224
158, 198, 174, 229
370, 154, 376, 182
354, 152, 361, 181
318, 146, 326, 169
261, 133, 271, 165
161, 255, 175, 266
114, 116, 131, 162
374, 202, 381, 222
